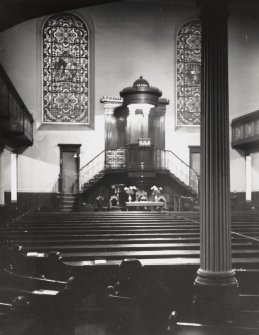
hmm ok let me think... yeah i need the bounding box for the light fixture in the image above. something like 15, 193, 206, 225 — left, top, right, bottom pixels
120, 76, 162, 115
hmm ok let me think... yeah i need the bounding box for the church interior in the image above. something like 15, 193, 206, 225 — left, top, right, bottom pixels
1, 0, 259, 334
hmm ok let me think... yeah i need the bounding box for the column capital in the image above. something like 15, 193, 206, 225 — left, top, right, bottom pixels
100, 96, 123, 116
198, 0, 229, 19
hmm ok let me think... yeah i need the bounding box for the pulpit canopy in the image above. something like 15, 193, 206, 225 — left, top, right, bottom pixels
120, 76, 162, 113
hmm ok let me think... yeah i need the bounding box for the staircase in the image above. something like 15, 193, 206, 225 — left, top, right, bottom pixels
59, 193, 78, 212
79, 147, 199, 197
82, 170, 105, 193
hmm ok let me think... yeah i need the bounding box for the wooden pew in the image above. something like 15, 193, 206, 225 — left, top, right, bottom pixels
0, 271, 84, 335
0, 245, 72, 281
167, 318, 259, 335
5, 211, 259, 267
106, 259, 172, 335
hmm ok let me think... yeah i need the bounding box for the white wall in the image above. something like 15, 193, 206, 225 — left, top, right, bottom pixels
0, 1, 259, 192
229, 8, 259, 192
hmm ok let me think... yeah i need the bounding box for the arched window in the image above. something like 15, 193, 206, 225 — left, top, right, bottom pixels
176, 20, 201, 126
43, 13, 89, 124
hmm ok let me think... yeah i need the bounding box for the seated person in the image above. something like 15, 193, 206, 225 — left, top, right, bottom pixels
96, 195, 104, 210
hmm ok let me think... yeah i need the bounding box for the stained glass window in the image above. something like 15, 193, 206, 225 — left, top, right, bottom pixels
176, 20, 201, 126
43, 13, 89, 124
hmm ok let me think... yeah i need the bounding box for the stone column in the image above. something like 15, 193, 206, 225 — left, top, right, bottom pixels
127, 107, 138, 144
142, 107, 149, 139
11, 152, 18, 203
149, 98, 169, 149
0, 147, 5, 206
245, 154, 252, 202
193, 0, 238, 324
127, 106, 151, 143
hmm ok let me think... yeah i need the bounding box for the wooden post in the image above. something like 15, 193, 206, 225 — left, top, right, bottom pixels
11, 152, 18, 203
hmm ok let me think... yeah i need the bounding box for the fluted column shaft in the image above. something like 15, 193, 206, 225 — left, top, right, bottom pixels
101, 97, 126, 149
193, 0, 238, 324
11, 153, 18, 203
196, 0, 235, 284
245, 154, 252, 202
0, 147, 5, 206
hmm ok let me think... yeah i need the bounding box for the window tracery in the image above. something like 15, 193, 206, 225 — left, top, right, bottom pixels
176, 20, 201, 126
43, 13, 89, 124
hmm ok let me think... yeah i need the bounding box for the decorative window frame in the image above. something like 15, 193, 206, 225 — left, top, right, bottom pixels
175, 18, 201, 129
36, 10, 95, 130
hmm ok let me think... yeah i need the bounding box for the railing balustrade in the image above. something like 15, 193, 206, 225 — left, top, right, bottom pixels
231, 109, 259, 152
79, 150, 106, 190
156, 149, 199, 194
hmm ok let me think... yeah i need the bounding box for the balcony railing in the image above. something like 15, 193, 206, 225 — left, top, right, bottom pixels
0, 63, 33, 146
231, 110, 259, 152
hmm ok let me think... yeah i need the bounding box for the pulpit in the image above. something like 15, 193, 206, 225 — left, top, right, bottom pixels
126, 143, 156, 170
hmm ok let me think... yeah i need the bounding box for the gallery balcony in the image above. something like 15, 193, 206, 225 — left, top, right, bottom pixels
0, 63, 33, 149
231, 110, 259, 153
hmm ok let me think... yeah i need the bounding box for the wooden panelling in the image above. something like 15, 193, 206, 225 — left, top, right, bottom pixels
0, 63, 33, 149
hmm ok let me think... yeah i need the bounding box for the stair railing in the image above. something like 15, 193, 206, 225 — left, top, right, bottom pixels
79, 150, 106, 190
79, 148, 127, 191
155, 148, 199, 195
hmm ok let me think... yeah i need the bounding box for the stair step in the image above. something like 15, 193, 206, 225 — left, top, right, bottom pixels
60, 205, 77, 209
60, 194, 78, 213
59, 210, 77, 213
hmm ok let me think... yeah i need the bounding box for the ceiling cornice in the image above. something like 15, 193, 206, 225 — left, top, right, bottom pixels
0, 0, 121, 32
